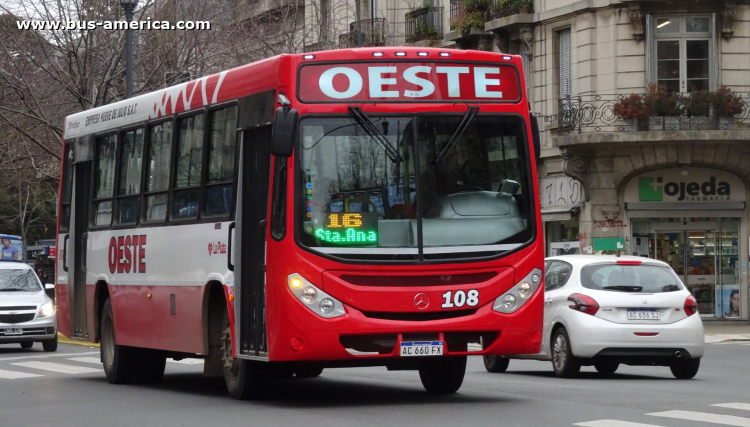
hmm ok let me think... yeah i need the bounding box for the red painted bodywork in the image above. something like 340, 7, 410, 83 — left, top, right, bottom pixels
56, 48, 544, 363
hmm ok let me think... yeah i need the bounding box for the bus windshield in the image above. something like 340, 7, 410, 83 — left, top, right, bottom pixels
297, 114, 534, 260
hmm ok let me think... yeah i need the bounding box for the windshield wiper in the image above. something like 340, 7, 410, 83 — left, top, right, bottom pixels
602, 285, 643, 292
433, 106, 479, 164
0, 288, 30, 292
348, 106, 403, 163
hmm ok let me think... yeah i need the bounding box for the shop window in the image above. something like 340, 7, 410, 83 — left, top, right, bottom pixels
92, 134, 117, 226
144, 121, 173, 222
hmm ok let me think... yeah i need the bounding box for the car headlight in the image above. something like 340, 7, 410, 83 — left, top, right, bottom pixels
493, 268, 542, 314
38, 302, 55, 318
288, 273, 345, 318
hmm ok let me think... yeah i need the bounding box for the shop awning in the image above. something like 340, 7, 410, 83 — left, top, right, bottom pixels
541, 206, 579, 222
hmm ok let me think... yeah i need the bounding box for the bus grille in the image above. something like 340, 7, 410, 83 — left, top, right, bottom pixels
0, 314, 36, 323
361, 309, 477, 321
339, 272, 497, 287
340, 334, 398, 354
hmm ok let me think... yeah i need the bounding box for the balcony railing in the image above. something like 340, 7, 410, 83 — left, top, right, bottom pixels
556, 93, 750, 136
488, 0, 532, 19
405, 7, 443, 43
450, 0, 464, 23
303, 41, 338, 52
339, 18, 388, 48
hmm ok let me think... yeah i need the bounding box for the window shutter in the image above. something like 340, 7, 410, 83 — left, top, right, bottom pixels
645, 14, 654, 85
520, 43, 531, 100
559, 29, 572, 98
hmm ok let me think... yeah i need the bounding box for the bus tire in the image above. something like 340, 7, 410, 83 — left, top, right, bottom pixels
101, 299, 138, 384
295, 366, 323, 378
221, 310, 267, 400
137, 350, 167, 384
418, 356, 466, 395
42, 335, 58, 352
20, 342, 33, 349
483, 355, 509, 373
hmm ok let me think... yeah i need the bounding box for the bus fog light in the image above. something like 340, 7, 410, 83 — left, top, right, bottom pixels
502, 294, 516, 310
518, 282, 531, 299
319, 298, 335, 315
302, 287, 317, 303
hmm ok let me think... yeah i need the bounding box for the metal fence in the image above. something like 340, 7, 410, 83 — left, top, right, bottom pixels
555, 93, 750, 136
488, 0, 531, 19
405, 7, 444, 43
450, 0, 464, 23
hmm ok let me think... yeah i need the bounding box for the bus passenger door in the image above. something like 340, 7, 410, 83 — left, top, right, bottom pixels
69, 156, 92, 339
235, 125, 272, 357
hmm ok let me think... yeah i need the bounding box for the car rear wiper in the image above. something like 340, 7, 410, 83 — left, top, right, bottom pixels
348, 106, 403, 163
602, 285, 643, 292
433, 106, 479, 165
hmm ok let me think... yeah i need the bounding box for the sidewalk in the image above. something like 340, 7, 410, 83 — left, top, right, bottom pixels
703, 324, 750, 343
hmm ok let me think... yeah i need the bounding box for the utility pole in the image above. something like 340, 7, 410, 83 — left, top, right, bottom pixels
356, 0, 363, 47
119, 0, 139, 98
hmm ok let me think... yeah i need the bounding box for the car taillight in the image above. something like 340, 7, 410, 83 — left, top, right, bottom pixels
568, 293, 599, 316
684, 295, 698, 317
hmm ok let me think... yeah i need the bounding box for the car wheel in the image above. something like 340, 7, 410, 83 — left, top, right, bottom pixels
418, 356, 467, 394
20, 342, 33, 349
42, 334, 58, 352
295, 366, 324, 378
221, 309, 267, 400
551, 328, 580, 378
101, 299, 138, 384
670, 358, 700, 379
483, 355, 510, 373
594, 362, 619, 374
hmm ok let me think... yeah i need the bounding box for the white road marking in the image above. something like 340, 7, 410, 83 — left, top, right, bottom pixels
575, 420, 666, 427
0, 368, 43, 379
170, 358, 203, 365
713, 403, 750, 411
0, 351, 99, 362
648, 410, 750, 427
67, 357, 101, 365
11, 361, 102, 375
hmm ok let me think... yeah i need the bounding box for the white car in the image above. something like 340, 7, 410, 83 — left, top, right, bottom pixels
0, 261, 58, 351
483, 255, 704, 379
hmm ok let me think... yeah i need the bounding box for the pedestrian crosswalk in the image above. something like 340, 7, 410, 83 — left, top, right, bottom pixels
0, 351, 204, 380
575, 402, 750, 427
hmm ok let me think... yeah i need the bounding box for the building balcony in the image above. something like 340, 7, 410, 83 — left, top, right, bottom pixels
551, 92, 750, 149
405, 7, 443, 44
485, 0, 533, 32
339, 18, 388, 48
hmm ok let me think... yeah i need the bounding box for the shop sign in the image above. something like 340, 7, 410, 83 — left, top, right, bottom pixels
624, 168, 746, 204
593, 238, 625, 252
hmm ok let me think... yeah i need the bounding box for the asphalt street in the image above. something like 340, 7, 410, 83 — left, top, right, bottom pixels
0, 341, 747, 427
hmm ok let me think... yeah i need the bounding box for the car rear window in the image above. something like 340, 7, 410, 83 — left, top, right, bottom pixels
580, 263, 684, 293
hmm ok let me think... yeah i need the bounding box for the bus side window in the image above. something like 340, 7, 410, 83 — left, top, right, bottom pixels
270, 156, 287, 240
59, 143, 74, 232
173, 113, 205, 219
144, 121, 173, 222
116, 128, 144, 225
205, 106, 237, 217
92, 134, 117, 227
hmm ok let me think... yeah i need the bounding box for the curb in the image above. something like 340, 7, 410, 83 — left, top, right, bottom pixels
58, 333, 100, 348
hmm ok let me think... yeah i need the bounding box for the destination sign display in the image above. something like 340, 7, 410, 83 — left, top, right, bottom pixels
314, 212, 378, 244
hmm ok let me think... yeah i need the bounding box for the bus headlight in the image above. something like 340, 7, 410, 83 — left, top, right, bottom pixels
38, 302, 55, 318
288, 273, 345, 319
493, 268, 542, 314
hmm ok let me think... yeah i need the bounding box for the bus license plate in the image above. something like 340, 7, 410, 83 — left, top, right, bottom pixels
627, 309, 660, 320
400, 341, 443, 357
4, 328, 22, 335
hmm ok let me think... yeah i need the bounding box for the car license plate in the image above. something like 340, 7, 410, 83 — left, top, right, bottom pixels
400, 341, 444, 357
4, 328, 22, 335
627, 309, 660, 320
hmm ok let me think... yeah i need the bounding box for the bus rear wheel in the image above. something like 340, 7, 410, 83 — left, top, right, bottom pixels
221, 310, 267, 400
137, 350, 167, 383
418, 356, 467, 395
101, 299, 138, 384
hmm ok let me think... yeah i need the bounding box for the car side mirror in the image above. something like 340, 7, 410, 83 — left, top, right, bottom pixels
530, 112, 541, 161
270, 107, 298, 157
45, 284, 54, 290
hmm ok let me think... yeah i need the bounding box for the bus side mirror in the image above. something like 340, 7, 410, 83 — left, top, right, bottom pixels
530, 112, 541, 161
271, 107, 298, 157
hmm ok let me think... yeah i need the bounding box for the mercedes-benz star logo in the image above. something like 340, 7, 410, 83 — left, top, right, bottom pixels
414, 293, 429, 310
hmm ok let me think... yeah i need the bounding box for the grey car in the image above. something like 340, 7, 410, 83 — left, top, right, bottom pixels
0, 261, 57, 351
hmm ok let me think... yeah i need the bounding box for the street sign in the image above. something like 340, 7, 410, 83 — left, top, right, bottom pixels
593, 238, 625, 252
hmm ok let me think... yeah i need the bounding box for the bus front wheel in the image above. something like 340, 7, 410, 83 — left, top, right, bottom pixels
418, 356, 466, 394
221, 310, 267, 400
101, 299, 138, 384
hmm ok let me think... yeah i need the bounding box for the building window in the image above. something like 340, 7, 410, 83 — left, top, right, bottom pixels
557, 28, 572, 99
652, 15, 713, 93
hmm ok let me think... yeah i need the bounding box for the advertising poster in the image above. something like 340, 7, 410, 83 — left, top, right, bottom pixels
717, 285, 741, 318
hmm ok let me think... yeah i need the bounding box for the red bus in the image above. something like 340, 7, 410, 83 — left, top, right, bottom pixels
56, 47, 543, 399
